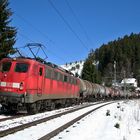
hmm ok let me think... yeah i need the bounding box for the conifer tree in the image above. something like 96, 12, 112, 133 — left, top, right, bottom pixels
94, 33, 140, 86
82, 49, 101, 83
0, 0, 16, 59
83, 33, 140, 86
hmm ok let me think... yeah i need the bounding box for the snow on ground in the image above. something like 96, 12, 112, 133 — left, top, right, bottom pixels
0, 104, 90, 131
61, 60, 84, 76
0, 102, 110, 140
52, 100, 140, 140
0, 102, 98, 131
0, 115, 11, 119
1, 100, 140, 140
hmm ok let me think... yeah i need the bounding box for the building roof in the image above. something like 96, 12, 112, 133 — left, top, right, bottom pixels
121, 78, 137, 84
121, 78, 137, 88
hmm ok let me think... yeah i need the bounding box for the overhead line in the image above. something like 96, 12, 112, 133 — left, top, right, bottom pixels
18, 32, 34, 42
15, 13, 54, 44
48, 0, 89, 51
14, 12, 68, 63
18, 33, 66, 63
65, 0, 94, 48
43, 45, 66, 63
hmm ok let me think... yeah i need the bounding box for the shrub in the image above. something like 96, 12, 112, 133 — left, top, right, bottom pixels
114, 123, 120, 129
106, 110, 110, 116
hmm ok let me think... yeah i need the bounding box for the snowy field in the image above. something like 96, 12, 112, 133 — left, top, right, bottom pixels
0, 100, 140, 140
0, 102, 109, 140
52, 100, 140, 140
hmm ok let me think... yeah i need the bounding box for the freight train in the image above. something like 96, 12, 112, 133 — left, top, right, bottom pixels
0, 57, 135, 114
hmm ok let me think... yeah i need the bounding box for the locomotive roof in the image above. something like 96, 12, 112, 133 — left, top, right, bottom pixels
1, 57, 75, 77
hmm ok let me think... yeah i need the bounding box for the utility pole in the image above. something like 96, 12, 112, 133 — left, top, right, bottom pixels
114, 61, 116, 86
123, 70, 127, 96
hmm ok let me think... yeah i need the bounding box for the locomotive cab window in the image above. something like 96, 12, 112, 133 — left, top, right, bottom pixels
15, 63, 29, 73
0, 62, 12, 72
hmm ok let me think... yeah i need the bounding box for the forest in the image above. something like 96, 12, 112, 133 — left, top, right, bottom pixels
82, 33, 140, 87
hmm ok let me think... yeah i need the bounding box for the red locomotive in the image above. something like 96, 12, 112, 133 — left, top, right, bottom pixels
0, 57, 80, 114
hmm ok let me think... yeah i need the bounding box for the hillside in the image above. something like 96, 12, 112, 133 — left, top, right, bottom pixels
61, 60, 84, 77
82, 33, 140, 86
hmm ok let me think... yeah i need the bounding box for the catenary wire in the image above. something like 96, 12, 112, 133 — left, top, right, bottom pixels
15, 13, 54, 44
65, 0, 94, 48
17, 32, 66, 63
48, 0, 89, 51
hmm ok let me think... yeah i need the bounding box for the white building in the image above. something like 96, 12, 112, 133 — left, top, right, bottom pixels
121, 78, 138, 88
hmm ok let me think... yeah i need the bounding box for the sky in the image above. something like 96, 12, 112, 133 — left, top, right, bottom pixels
9, 0, 140, 65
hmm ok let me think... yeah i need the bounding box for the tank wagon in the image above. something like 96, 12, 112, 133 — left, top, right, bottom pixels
0, 57, 133, 114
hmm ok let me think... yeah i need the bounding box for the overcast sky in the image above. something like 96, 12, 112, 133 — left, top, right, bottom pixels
10, 0, 140, 64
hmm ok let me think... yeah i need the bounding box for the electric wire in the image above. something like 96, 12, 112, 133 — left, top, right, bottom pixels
15, 13, 53, 44
14, 13, 69, 63
17, 33, 66, 63
65, 0, 94, 48
14, 1, 89, 63
48, 0, 89, 51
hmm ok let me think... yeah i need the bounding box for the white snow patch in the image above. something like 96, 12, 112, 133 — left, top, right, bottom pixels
1, 100, 140, 140
61, 60, 84, 76
52, 100, 140, 140
0, 102, 111, 140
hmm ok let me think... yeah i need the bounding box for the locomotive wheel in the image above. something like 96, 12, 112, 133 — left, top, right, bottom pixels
1, 104, 18, 114
48, 102, 55, 111
26, 103, 38, 114
36, 101, 41, 112
1, 105, 9, 113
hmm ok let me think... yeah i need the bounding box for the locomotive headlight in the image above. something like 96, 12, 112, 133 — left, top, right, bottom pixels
19, 82, 24, 90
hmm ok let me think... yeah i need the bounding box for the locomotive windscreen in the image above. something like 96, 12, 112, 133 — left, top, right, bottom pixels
15, 63, 29, 73
0, 62, 12, 72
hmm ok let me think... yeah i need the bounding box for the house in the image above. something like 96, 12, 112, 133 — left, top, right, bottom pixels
121, 78, 138, 88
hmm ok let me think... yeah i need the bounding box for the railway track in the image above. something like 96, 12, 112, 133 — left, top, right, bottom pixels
0, 113, 27, 122
0, 101, 114, 138
0, 104, 87, 126
39, 101, 114, 140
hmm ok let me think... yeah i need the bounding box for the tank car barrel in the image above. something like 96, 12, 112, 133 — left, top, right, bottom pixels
78, 78, 131, 101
